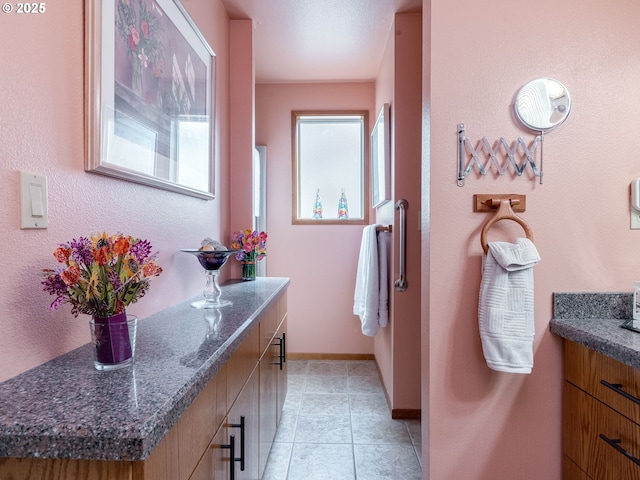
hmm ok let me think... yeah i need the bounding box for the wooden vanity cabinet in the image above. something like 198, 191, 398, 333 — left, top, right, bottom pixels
0, 290, 288, 480
563, 341, 640, 479
258, 293, 287, 477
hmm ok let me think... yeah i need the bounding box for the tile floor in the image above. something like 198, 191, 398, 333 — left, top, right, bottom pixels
261, 359, 422, 480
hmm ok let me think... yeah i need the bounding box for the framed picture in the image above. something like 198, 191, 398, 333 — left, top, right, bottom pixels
371, 103, 390, 208
85, 0, 216, 199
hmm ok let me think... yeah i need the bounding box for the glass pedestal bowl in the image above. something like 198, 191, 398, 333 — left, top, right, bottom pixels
181, 249, 240, 308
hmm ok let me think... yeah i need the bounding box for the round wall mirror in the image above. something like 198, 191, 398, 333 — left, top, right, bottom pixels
514, 78, 571, 133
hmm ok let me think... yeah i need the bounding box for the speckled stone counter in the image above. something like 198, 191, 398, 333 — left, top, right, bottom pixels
550, 292, 640, 370
0, 277, 289, 462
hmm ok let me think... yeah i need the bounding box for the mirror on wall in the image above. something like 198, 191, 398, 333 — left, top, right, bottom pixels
514, 78, 571, 133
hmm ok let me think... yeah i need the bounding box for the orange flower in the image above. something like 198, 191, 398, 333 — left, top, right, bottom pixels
93, 247, 109, 266
53, 247, 71, 263
142, 261, 162, 278
113, 236, 130, 256
61, 265, 81, 286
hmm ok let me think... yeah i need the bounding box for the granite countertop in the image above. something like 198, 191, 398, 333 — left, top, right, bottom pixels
550, 292, 640, 370
0, 277, 289, 462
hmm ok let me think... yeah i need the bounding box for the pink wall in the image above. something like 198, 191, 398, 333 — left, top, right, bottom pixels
0, 0, 231, 382
424, 0, 640, 478
255, 83, 376, 357
374, 13, 423, 412
228, 19, 256, 279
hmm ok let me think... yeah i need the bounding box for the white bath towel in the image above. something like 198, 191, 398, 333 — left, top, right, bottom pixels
353, 225, 389, 336
478, 238, 540, 374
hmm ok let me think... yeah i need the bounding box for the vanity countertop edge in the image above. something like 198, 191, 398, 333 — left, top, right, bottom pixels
0, 277, 290, 462
549, 291, 640, 370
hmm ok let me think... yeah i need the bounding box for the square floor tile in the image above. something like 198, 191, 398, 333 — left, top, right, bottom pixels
274, 411, 298, 443
305, 375, 348, 394
282, 392, 302, 416
287, 375, 307, 395
348, 375, 384, 394
288, 443, 355, 480
347, 360, 378, 377
307, 360, 348, 376
354, 444, 422, 480
349, 393, 390, 416
287, 360, 309, 375
294, 414, 352, 444
261, 441, 293, 480
300, 393, 350, 415
351, 415, 412, 445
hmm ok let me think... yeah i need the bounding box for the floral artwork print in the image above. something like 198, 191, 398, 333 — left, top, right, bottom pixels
114, 0, 207, 116
116, 0, 165, 102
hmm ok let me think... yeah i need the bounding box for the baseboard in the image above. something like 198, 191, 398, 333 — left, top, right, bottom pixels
287, 353, 375, 361
391, 409, 421, 420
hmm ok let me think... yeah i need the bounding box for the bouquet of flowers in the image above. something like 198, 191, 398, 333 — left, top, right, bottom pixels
230, 229, 267, 262
41, 233, 162, 318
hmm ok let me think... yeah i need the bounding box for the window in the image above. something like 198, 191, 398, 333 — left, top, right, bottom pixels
292, 111, 368, 224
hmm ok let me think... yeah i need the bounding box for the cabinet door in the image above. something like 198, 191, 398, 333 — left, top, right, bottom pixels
259, 343, 278, 477
190, 423, 228, 480
228, 369, 260, 480
275, 316, 288, 426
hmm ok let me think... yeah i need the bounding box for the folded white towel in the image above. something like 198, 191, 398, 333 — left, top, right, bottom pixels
478, 238, 540, 374
377, 229, 390, 329
353, 225, 389, 336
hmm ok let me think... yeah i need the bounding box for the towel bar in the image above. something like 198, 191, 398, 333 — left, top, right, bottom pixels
395, 199, 408, 292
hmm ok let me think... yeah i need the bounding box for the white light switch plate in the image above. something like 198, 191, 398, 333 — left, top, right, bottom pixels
20, 171, 48, 229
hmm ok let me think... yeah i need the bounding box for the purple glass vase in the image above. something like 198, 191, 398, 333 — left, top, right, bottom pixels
89, 312, 137, 371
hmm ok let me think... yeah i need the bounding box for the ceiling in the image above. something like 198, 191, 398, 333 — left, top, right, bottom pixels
221, 0, 422, 83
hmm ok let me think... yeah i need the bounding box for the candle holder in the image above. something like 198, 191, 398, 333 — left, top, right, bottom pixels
181, 249, 239, 308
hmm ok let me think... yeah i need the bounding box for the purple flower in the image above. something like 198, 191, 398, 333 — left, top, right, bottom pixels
40, 271, 68, 311
130, 239, 152, 262
70, 237, 93, 267
108, 270, 123, 292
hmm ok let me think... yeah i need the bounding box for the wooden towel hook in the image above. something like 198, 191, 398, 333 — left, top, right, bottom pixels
480, 198, 534, 253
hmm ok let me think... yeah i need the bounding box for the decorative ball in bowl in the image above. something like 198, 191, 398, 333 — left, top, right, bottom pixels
180, 249, 239, 270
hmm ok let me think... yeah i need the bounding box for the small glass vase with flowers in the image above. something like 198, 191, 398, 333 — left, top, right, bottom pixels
230, 229, 267, 281
41, 233, 162, 370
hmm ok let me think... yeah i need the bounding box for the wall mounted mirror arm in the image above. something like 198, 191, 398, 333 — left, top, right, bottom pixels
514, 77, 571, 184
457, 78, 571, 186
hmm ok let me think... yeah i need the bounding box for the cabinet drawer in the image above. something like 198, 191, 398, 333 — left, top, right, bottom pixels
564, 382, 640, 480
565, 341, 640, 425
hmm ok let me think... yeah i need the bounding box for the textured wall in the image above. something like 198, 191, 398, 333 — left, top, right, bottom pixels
425, 0, 640, 477
255, 82, 376, 357
0, 0, 231, 382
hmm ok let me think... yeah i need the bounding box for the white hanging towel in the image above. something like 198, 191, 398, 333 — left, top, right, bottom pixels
353, 225, 389, 336
478, 238, 540, 374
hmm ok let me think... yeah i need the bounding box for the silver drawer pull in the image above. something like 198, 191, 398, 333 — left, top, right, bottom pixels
599, 434, 640, 467
600, 380, 640, 406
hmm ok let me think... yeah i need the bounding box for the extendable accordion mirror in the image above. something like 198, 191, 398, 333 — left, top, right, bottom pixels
457, 78, 571, 186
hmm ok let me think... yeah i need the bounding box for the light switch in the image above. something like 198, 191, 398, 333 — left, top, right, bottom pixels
20, 171, 48, 229
29, 184, 44, 216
